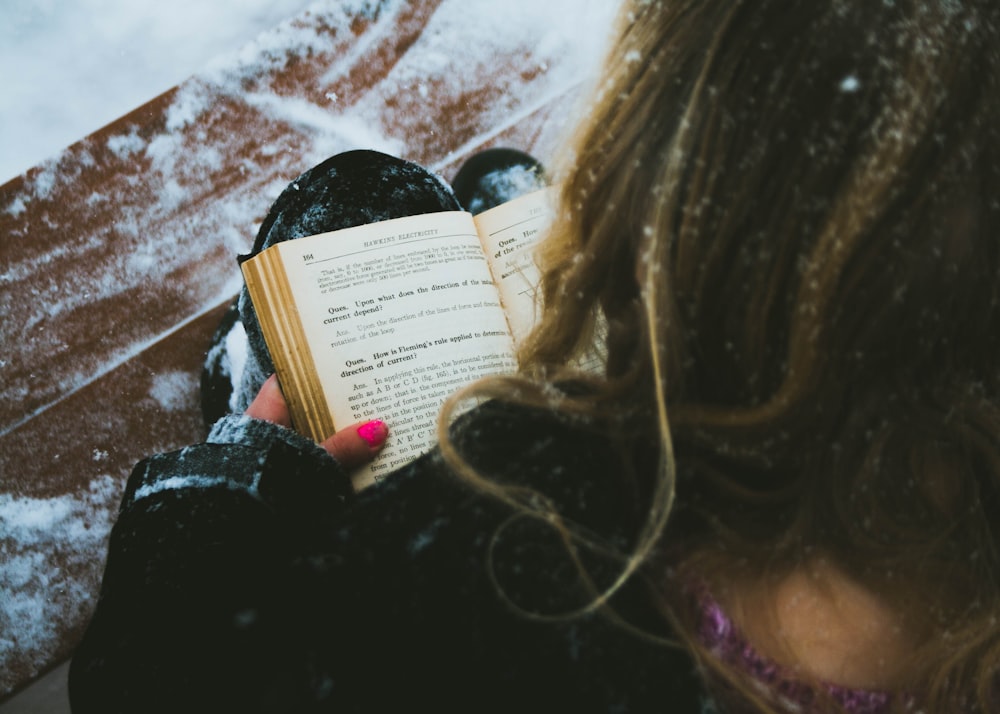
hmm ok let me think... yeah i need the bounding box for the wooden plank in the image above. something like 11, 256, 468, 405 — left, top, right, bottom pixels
0, 0, 615, 699
0, 304, 228, 699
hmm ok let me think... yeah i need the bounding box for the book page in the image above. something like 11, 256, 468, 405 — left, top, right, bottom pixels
474, 187, 556, 347
475, 187, 607, 375
269, 211, 518, 490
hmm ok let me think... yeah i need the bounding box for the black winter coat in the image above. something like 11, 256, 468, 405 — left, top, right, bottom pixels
69, 402, 711, 713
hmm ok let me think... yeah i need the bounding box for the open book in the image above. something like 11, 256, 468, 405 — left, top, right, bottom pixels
241, 187, 554, 489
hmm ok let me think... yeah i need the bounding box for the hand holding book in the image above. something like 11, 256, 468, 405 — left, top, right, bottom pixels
241, 188, 555, 489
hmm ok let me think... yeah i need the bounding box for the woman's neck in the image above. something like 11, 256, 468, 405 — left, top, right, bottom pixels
718, 559, 918, 691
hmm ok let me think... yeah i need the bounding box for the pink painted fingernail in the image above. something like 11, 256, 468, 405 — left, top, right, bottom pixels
357, 420, 388, 448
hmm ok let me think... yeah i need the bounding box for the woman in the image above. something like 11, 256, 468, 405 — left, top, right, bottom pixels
70, 0, 1000, 712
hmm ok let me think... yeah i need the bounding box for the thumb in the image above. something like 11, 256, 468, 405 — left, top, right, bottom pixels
244, 374, 292, 428
319, 419, 389, 470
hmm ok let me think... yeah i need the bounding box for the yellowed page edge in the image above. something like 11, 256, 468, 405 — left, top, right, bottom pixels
241, 251, 335, 442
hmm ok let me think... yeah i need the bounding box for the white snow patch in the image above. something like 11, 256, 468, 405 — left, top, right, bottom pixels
107, 129, 147, 159
225, 320, 250, 412
131, 472, 261, 503
149, 370, 200, 412
840, 74, 861, 93
0, 0, 322, 183
0, 475, 123, 693
3, 195, 27, 218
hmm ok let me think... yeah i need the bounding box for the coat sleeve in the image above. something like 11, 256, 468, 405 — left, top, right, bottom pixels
68, 415, 355, 713
68, 406, 710, 714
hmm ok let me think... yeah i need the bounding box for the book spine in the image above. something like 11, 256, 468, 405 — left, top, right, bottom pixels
241, 252, 336, 442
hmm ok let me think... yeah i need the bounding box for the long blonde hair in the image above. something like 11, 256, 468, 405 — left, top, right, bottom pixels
443, 0, 1000, 710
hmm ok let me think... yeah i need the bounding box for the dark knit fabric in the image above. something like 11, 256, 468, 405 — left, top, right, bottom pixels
69, 402, 710, 713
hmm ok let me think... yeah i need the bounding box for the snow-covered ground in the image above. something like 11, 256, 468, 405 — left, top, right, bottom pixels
0, 0, 317, 185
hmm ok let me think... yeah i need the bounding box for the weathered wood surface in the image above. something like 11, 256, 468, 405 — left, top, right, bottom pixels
0, 0, 616, 700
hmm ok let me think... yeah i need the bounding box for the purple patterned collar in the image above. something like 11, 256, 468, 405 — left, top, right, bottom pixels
695, 587, 895, 713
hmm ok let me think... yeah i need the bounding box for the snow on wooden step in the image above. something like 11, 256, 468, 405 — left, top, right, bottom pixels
0, 0, 618, 698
